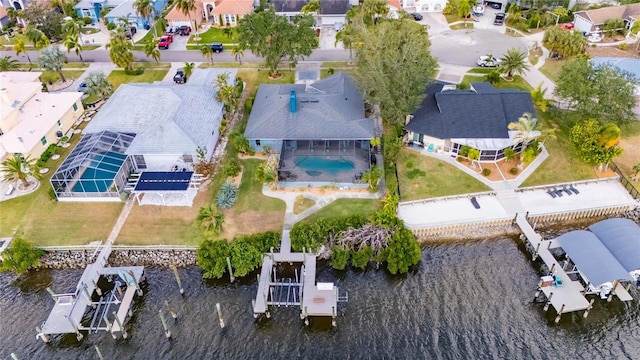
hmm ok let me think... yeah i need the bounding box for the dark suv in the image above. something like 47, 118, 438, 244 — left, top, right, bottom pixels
494, 13, 505, 26
211, 43, 224, 53
173, 68, 187, 84
125, 26, 137, 39
177, 25, 191, 36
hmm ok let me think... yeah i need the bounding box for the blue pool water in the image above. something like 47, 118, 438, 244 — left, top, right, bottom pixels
72, 152, 126, 192
294, 156, 355, 176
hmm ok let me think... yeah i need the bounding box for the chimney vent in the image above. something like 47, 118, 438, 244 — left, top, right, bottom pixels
290, 90, 297, 113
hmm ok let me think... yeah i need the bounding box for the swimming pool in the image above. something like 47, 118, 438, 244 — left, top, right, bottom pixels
294, 156, 355, 176
72, 152, 127, 192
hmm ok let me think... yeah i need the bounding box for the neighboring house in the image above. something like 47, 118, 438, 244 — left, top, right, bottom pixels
273, 0, 354, 26
400, 0, 446, 12
0, 0, 28, 11
0, 7, 9, 30
75, 0, 166, 27
244, 72, 375, 186
165, 0, 252, 29
405, 82, 536, 162
50, 69, 233, 201
573, 3, 640, 34
0, 72, 83, 162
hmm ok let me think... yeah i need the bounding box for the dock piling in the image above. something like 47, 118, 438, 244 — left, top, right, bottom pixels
331, 306, 336, 327
583, 299, 595, 318
304, 306, 309, 326
68, 317, 83, 341
555, 304, 565, 324
159, 309, 171, 339
92, 279, 102, 296
129, 270, 143, 296
608, 280, 620, 302
82, 283, 96, 309
35, 326, 50, 343
165, 300, 178, 319
226, 257, 235, 283
532, 243, 540, 261
216, 303, 225, 328
252, 300, 258, 319
543, 292, 553, 312
46, 287, 56, 299
113, 311, 127, 339
171, 265, 184, 295
10, 353, 18, 360
103, 315, 117, 339
94, 345, 104, 360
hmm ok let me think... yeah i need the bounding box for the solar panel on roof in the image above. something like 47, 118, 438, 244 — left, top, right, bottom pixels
134, 171, 193, 191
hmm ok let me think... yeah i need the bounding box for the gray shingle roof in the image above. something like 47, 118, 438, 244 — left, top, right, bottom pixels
244, 72, 374, 140
405, 81, 535, 139
84, 69, 235, 155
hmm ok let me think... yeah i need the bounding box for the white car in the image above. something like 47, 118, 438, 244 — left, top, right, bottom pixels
476, 55, 500, 67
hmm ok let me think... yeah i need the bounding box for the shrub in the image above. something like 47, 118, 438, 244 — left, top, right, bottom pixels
244, 97, 254, 114
290, 215, 368, 252
619, 43, 628, 50
327, 67, 335, 75
106, 22, 116, 31
331, 246, 349, 270
124, 67, 144, 75
48, 187, 58, 201
235, 78, 244, 93
459, 145, 471, 157
0, 237, 44, 274
82, 17, 93, 25
482, 168, 491, 176
457, 81, 470, 90
351, 246, 373, 270
223, 159, 241, 177
60, 136, 69, 143
510, 167, 519, 175
406, 168, 426, 179
215, 181, 238, 209
406, 160, 413, 169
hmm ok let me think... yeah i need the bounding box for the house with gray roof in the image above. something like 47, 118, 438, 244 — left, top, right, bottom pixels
405, 81, 536, 161
244, 72, 375, 186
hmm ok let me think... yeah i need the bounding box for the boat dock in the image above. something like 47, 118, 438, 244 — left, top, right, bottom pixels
515, 213, 633, 321
38, 244, 145, 341
253, 251, 343, 326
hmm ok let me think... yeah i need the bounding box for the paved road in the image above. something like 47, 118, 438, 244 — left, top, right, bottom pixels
430, 29, 528, 67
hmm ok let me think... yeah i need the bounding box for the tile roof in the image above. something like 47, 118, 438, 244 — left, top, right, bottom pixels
591, 57, 640, 81
273, 0, 307, 12
211, 0, 254, 15
165, 1, 204, 20
320, 0, 349, 15
0, 7, 8, 19
244, 72, 374, 140
405, 81, 536, 140
575, 3, 640, 25
83, 69, 235, 155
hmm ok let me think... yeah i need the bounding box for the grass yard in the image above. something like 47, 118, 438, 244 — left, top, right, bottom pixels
199, 62, 262, 68
302, 198, 380, 223
107, 69, 168, 89
539, 58, 567, 84
463, 72, 533, 91
397, 149, 490, 201
116, 187, 212, 246
293, 195, 316, 215
450, 23, 474, 30
189, 27, 238, 44
132, 62, 172, 69
237, 69, 294, 95
39, 70, 85, 84
0, 121, 123, 245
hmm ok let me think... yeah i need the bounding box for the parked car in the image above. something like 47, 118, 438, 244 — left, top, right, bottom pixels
158, 34, 173, 49
211, 43, 224, 53
559, 22, 575, 30
494, 12, 505, 26
173, 68, 187, 84
125, 26, 137, 39
410, 12, 423, 21
489, 2, 502, 9
476, 55, 500, 67
77, 82, 88, 93
177, 26, 191, 36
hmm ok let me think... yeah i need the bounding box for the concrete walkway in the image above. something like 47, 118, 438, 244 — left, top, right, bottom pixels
262, 186, 382, 253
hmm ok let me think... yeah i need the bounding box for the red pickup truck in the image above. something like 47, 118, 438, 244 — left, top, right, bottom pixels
158, 34, 173, 49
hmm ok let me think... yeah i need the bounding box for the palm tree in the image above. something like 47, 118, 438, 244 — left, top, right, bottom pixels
106, 30, 135, 70
301, 0, 321, 13
85, 71, 114, 100
63, 19, 84, 44
144, 38, 161, 62
173, 0, 196, 30
335, 26, 358, 64
201, 44, 213, 64
14, 39, 31, 65
40, 45, 68, 82
498, 47, 530, 81
0, 56, 19, 71
197, 205, 224, 233
458, 0, 474, 27
64, 34, 84, 64
231, 46, 244, 65
26, 26, 50, 49
222, 26, 233, 39
1, 155, 40, 188
134, 0, 154, 33
184, 62, 195, 78
361, 165, 383, 191
530, 82, 552, 112
508, 113, 555, 149
631, 21, 640, 51
361, 0, 388, 25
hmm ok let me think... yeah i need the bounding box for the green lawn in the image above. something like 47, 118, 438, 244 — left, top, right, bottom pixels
397, 149, 490, 201
302, 199, 381, 223
189, 27, 238, 44
450, 23, 474, 30
293, 195, 316, 215
463, 73, 533, 91
81, 27, 100, 34
539, 58, 567, 84
107, 69, 168, 89
237, 69, 294, 95
0, 122, 124, 245
236, 159, 286, 213
40, 70, 86, 84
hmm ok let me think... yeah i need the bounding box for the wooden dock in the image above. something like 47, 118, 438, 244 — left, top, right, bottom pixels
515, 214, 633, 319
253, 251, 339, 322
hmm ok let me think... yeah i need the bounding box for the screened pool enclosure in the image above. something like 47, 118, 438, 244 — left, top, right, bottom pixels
51, 131, 136, 200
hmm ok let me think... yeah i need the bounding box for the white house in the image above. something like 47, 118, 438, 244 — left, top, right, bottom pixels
573, 3, 640, 34
399, 0, 446, 12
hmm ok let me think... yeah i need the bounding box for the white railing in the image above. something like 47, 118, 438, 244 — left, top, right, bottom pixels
398, 190, 497, 207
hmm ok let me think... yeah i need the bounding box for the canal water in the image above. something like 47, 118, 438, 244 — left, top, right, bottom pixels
1, 237, 639, 360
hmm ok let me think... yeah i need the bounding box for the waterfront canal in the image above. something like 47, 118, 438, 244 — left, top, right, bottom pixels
1, 237, 639, 360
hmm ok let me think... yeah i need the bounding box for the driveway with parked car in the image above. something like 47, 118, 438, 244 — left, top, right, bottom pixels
429, 29, 528, 67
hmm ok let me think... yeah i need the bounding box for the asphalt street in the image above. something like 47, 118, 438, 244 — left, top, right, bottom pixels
429, 29, 528, 67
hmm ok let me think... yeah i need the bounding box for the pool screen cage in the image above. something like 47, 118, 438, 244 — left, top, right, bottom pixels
280, 140, 370, 160
51, 131, 136, 200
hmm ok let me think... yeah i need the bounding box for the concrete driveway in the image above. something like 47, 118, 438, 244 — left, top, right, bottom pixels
419, 13, 450, 35
429, 29, 528, 67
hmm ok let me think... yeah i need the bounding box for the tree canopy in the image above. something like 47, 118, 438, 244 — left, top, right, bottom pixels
384, 228, 421, 275
236, 9, 318, 76
22, 2, 64, 41
569, 119, 623, 168
106, 30, 135, 70
0, 237, 45, 275
39, 45, 68, 82
554, 57, 638, 124
85, 71, 114, 100
351, 17, 438, 125
542, 27, 587, 58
